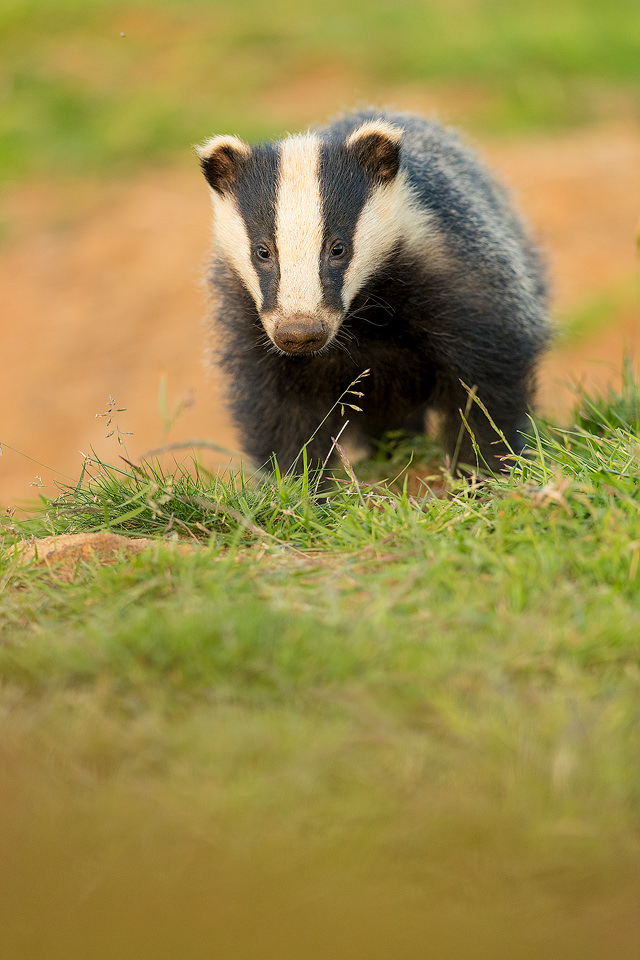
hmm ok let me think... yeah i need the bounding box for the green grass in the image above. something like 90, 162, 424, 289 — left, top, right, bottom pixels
1, 371, 640, 957
1, 0, 639, 179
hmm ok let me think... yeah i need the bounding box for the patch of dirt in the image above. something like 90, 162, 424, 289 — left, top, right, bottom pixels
12, 532, 195, 581
0, 123, 638, 509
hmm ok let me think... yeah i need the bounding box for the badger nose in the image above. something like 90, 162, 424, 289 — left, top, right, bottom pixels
273, 319, 327, 355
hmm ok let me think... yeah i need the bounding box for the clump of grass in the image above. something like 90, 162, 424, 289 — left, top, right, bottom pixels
571, 354, 640, 436
4, 362, 638, 565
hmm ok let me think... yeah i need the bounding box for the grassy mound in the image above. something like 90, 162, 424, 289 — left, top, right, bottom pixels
1, 371, 639, 958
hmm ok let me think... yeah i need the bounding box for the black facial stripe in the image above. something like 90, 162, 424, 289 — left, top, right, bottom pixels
234, 145, 280, 310
255, 257, 279, 313
318, 143, 371, 310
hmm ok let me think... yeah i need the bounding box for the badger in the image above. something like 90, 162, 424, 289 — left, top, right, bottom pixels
197, 110, 550, 477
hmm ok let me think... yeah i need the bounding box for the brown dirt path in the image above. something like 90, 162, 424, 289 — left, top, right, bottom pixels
1, 124, 638, 508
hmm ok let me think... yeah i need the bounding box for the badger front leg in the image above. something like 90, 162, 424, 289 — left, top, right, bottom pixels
246, 404, 346, 475
225, 364, 348, 476
434, 368, 533, 472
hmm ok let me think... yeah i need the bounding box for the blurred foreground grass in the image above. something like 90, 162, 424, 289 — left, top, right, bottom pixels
1, 0, 639, 179
1, 370, 640, 958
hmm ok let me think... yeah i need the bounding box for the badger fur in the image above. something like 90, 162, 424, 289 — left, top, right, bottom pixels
197, 110, 550, 475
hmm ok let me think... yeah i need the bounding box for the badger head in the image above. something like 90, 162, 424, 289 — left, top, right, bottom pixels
197, 120, 421, 356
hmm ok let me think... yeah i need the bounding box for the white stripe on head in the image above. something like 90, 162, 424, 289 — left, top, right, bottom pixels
208, 189, 262, 308
342, 172, 448, 309
197, 135, 262, 308
275, 134, 324, 316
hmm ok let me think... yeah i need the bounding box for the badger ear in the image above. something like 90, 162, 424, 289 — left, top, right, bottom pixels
345, 121, 402, 185
196, 135, 251, 195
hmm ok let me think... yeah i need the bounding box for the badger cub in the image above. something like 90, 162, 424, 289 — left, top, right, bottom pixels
197, 111, 550, 475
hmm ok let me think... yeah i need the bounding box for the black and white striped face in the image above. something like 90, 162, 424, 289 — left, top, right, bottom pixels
198, 121, 420, 356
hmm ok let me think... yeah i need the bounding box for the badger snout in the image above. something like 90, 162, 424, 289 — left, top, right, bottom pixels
272, 318, 328, 355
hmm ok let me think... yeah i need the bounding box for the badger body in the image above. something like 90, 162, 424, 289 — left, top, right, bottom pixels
198, 110, 550, 474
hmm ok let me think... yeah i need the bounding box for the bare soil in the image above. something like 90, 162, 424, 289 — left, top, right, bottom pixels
1, 123, 638, 508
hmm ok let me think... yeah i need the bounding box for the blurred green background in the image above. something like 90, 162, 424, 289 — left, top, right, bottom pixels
2, 0, 639, 179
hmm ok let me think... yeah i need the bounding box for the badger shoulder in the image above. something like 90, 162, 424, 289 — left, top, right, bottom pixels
320, 109, 547, 297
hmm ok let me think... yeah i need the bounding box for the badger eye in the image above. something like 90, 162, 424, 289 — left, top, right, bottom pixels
255, 244, 273, 262
329, 241, 347, 260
